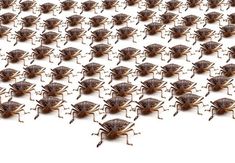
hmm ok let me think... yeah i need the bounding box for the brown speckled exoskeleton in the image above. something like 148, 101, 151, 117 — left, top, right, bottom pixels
159, 12, 178, 24
117, 47, 140, 65
190, 60, 215, 78
92, 118, 140, 147
115, 26, 137, 44
43, 18, 62, 32
134, 62, 157, 81
80, 62, 105, 80
228, 13, 235, 24
89, 43, 113, 61
21, 15, 40, 29
206, 98, 235, 121
172, 93, 204, 116
226, 46, 235, 62
108, 66, 132, 84
168, 44, 191, 62
102, 96, 132, 119
136, 9, 156, 25
0, 25, 11, 42
206, 0, 224, 11
204, 76, 234, 96
165, 0, 183, 12
14, 28, 36, 46
33, 97, 64, 119
90, 28, 112, 46
64, 28, 86, 45
58, 47, 81, 65
0, 12, 18, 25
40, 31, 61, 47
75, 78, 105, 99
0, 68, 20, 82
50, 66, 73, 83
139, 78, 167, 99
168, 25, 190, 42
182, 15, 200, 27
134, 97, 165, 120
59, 0, 78, 13
160, 63, 183, 80
41, 82, 69, 100
23, 65, 46, 82
143, 43, 166, 61
218, 25, 235, 41
80, 0, 97, 14
0, 0, 16, 9
19, 0, 36, 13
198, 41, 222, 59
109, 82, 137, 100
203, 11, 223, 26
144, 0, 162, 9
68, 101, 99, 124
5, 49, 28, 67
31, 45, 54, 64
65, 15, 85, 29
111, 13, 131, 29
101, 0, 119, 12
219, 64, 235, 77
185, 0, 203, 11
88, 15, 108, 30
39, 2, 56, 15
143, 22, 166, 39
123, 0, 141, 9
193, 28, 215, 45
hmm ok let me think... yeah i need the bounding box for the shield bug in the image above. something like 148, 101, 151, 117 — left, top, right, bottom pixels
190, 60, 215, 78
0, 0, 16, 9
0, 68, 20, 82
80, 62, 104, 80
226, 45, 235, 62
160, 63, 183, 80
0, 87, 6, 102
144, 0, 162, 9
109, 82, 137, 100
204, 76, 234, 96
39, 2, 56, 15
5, 49, 28, 67
75, 78, 104, 99
134, 62, 158, 80
172, 93, 204, 116
90, 28, 112, 46
58, 47, 81, 65
68, 101, 99, 124
101, 0, 119, 12
111, 13, 131, 29
88, 15, 108, 30
64, 28, 86, 45
31, 45, 54, 64
185, 0, 203, 10
108, 66, 132, 84
143, 43, 166, 61
66, 15, 85, 29
0, 99, 25, 122
0, 25, 11, 42
165, 0, 182, 12
14, 28, 36, 46
136, 9, 156, 25
123, 0, 141, 9
219, 63, 235, 77
43, 18, 62, 32
19, 0, 36, 13
41, 82, 69, 99
92, 118, 139, 147
33, 97, 64, 119
117, 47, 140, 65
139, 78, 167, 99
59, 0, 77, 13
169, 79, 197, 100
198, 41, 222, 59
207, 98, 235, 121
0, 12, 18, 25
203, 11, 223, 26
80, 0, 97, 14
115, 26, 137, 44
193, 28, 215, 45
40, 31, 61, 47
227, 0, 235, 9
102, 96, 131, 119
218, 25, 235, 41
134, 98, 165, 120
23, 65, 46, 81
21, 15, 40, 29
168, 44, 191, 62
168, 25, 190, 42
89, 43, 113, 61
228, 13, 235, 24
9, 80, 36, 100
160, 12, 178, 24
50, 66, 73, 83
182, 15, 200, 27
143, 22, 166, 39
206, 0, 224, 11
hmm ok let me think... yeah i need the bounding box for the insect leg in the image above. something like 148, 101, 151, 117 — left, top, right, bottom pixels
124, 133, 133, 146
15, 112, 23, 123
167, 33, 172, 43
34, 106, 40, 120
125, 108, 130, 118
64, 35, 68, 45
173, 103, 180, 116
67, 75, 72, 83
76, 88, 82, 99
115, 35, 119, 44
69, 111, 76, 124
226, 109, 235, 119
167, 52, 172, 63
98, 89, 103, 99
132, 35, 136, 43
108, 74, 113, 84
92, 128, 106, 136
134, 108, 140, 121
209, 108, 216, 121
143, 29, 148, 40
218, 32, 222, 42
196, 105, 203, 115
168, 88, 174, 100
90, 112, 97, 122
226, 86, 232, 95
29, 92, 34, 101
226, 52, 231, 63
161, 88, 166, 98
55, 108, 63, 118
89, 51, 94, 62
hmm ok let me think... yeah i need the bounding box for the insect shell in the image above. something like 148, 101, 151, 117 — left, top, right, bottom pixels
66, 15, 85, 29
110, 82, 137, 100
0, 68, 20, 82
43, 18, 62, 32
69, 101, 100, 124
182, 14, 200, 27
207, 98, 235, 121
88, 15, 108, 30
0, 25, 11, 42
193, 28, 215, 45
108, 66, 132, 84
203, 11, 223, 26
227, 0, 235, 9
58, 47, 81, 65
206, 0, 224, 11
124, 0, 142, 9
0, 0, 16, 9
228, 13, 235, 24
64, 28, 86, 45
19, 0, 36, 13
80, 62, 104, 80
168, 25, 190, 42
14, 28, 36, 46
134, 97, 165, 120
89, 43, 113, 61
145, 0, 162, 9
39, 2, 56, 15
190, 60, 215, 78
40, 31, 61, 47
101, 0, 119, 12
165, 0, 183, 12
143, 22, 166, 39
199, 41, 222, 59
168, 44, 191, 62
115, 26, 137, 44
204, 76, 234, 96
185, 0, 203, 10
31, 45, 54, 64
23, 65, 46, 82
160, 63, 183, 80
90, 28, 112, 46
102, 96, 132, 119
21, 15, 40, 29
5, 49, 28, 67
159, 12, 178, 24
59, 0, 78, 13
117, 47, 140, 65
0, 12, 18, 25
50, 66, 73, 83
218, 25, 235, 41
134, 62, 158, 80
143, 43, 166, 61
219, 64, 235, 77
227, 45, 235, 62
136, 9, 156, 25
111, 13, 131, 29
41, 82, 69, 100
80, 0, 97, 14
92, 118, 139, 147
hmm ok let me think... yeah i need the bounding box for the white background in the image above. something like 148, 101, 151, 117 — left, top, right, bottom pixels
0, 0, 235, 163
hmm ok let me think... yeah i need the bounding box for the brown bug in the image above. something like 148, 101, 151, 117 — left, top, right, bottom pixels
182, 14, 200, 27
198, 41, 222, 59
227, 0, 235, 9
9, 80, 36, 100
134, 62, 158, 80
102, 96, 131, 119
134, 98, 165, 120
136, 9, 156, 25
90, 28, 112, 46
0, 25, 11, 41
117, 47, 140, 65
23, 65, 46, 82
168, 45, 191, 62
109, 82, 137, 100
139, 78, 167, 99
124, 0, 141, 9
41, 82, 69, 99
115, 26, 137, 44
89, 43, 113, 61
59, 0, 78, 13
80, 0, 97, 14
92, 118, 140, 147
207, 98, 235, 121
169, 80, 197, 100
68, 101, 99, 124
111, 13, 131, 29
219, 64, 235, 77
0, 12, 18, 25
0, 87, 6, 102
101, 0, 119, 12
43, 18, 62, 32
203, 11, 223, 26
190, 60, 215, 78
168, 25, 190, 42
143, 22, 166, 39
228, 13, 235, 24
75, 78, 105, 99
226, 45, 235, 62
172, 93, 204, 116
218, 25, 235, 41
39, 2, 56, 15
40, 31, 61, 47
80, 62, 104, 80
160, 63, 183, 80
64, 28, 86, 45
88, 15, 108, 30
143, 43, 166, 61
33, 97, 64, 119
31, 45, 54, 64
58, 47, 81, 65
14, 28, 36, 46
108, 66, 132, 84
66, 15, 85, 29
19, 0, 36, 13
0, 68, 20, 82
0, 99, 25, 122
204, 76, 234, 96
0, 0, 16, 9
206, 0, 224, 11
159, 12, 178, 24
185, 0, 203, 10
50, 66, 73, 83
193, 28, 215, 45
165, 0, 183, 12
21, 15, 40, 29
144, 0, 162, 9
5, 49, 28, 67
